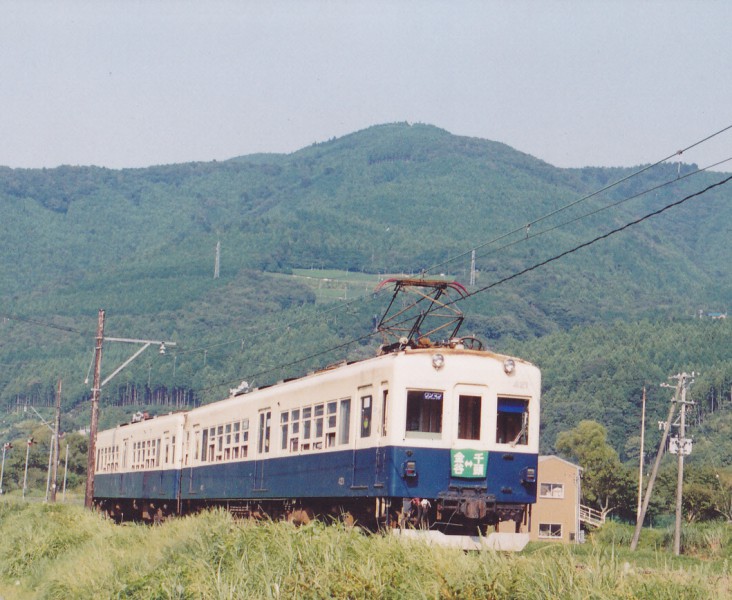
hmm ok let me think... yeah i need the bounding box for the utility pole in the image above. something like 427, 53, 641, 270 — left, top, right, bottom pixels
673, 373, 694, 556
22, 437, 34, 499
83, 309, 175, 510
0, 442, 12, 495
630, 376, 680, 551
637, 386, 646, 521
50, 379, 62, 502
84, 309, 105, 509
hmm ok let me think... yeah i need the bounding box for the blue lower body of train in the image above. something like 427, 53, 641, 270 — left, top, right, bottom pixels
95, 446, 537, 528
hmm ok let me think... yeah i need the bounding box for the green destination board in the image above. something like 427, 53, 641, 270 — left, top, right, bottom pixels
450, 449, 487, 478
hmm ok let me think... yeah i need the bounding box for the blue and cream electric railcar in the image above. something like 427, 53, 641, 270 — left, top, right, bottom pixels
94, 339, 540, 536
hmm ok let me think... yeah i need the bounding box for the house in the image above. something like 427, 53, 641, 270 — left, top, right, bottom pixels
530, 455, 583, 543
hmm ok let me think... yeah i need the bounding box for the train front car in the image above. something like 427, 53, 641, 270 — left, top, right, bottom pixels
385, 343, 540, 544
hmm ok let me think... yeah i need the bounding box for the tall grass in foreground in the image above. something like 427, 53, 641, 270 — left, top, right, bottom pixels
0, 501, 729, 599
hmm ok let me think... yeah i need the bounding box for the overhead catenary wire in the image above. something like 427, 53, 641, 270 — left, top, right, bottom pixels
424, 124, 732, 277
459, 174, 732, 303
469, 156, 732, 268
195, 173, 732, 396
177, 150, 732, 359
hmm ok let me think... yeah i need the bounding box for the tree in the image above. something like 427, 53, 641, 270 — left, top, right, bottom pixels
556, 420, 635, 520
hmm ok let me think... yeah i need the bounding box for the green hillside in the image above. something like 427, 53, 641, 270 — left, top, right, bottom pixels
1, 122, 730, 467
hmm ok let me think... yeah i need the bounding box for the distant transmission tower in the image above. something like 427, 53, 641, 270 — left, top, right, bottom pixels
470, 250, 476, 286
214, 240, 221, 279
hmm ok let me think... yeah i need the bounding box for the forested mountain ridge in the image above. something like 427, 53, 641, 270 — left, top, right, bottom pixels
1, 122, 730, 464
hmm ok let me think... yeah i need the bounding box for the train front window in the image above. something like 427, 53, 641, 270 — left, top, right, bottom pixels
406, 390, 443, 438
496, 397, 529, 445
458, 395, 481, 440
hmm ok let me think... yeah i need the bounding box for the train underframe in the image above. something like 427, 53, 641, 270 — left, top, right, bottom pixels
95, 491, 529, 539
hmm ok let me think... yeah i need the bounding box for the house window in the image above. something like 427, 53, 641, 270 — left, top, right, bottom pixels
496, 397, 528, 445
540, 482, 565, 498
538, 523, 563, 539
406, 390, 443, 437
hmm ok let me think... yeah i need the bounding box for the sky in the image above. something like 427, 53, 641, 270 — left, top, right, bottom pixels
1, 0, 731, 171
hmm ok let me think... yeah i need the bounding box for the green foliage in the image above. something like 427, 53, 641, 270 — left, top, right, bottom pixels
556, 420, 635, 518
0, 503, 729, 599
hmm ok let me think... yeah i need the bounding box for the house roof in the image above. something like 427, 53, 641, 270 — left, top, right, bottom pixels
539, 454, 583, 472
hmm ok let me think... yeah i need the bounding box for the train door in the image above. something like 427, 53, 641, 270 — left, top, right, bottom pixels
351, 386, 373, 489
254, 409, 271, 491
374, 387, 389, 487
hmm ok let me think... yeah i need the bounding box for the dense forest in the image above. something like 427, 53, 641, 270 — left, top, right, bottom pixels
1, 123, 731, 505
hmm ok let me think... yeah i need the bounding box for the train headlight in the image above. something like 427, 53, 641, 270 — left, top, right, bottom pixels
503, 358, 515, 375
432, 353, 445, 370
403, 460, 418, 478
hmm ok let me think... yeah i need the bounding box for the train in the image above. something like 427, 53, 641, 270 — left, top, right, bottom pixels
93, 280, 541, 546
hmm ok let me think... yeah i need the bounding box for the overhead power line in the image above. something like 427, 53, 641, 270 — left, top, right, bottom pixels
461, 174, 732, 302
0, 313, 84, 335
200, 174, 732, 396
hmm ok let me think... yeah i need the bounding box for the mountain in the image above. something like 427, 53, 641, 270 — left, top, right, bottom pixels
1, 122, 730, 458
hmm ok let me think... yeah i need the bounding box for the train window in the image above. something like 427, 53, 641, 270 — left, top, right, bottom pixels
302, 407, 312, 443
458, 395, 482, 440
327, 402, 337, 428
381, 390, 388, 437
406, 390, 443, 437
281, 414, 289, 451
290, 410, 300, 449
326, 432, 336, 447
171, 436, 176, 464
360, 395, 372, 437
314, 404, 324, 440
258, 410, 271, 454
496, 397, 529, 445
339, 399, 351, 444
242, 418, 249, 431
315, 416, 324, 439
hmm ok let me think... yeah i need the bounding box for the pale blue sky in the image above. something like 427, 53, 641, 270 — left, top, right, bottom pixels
1, 0, 730, 170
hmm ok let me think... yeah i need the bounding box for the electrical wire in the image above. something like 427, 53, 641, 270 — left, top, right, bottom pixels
197, 174, 732, 397
181, 129, 732, 359
0, 312, 84, 335
470, 156, 732, 268
177, 155, 732, 360
460, 174, 732, 303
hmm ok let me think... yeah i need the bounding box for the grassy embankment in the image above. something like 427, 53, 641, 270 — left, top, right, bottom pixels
0, 500, 729, 599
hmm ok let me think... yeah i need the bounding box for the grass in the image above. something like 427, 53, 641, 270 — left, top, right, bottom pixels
0, 501, 729, 599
